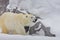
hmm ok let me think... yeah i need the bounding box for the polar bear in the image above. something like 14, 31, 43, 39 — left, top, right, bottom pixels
0, 12, 36, 35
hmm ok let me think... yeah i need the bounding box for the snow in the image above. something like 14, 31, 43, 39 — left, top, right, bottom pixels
4, 0, 60, 38
41, 13, 60, 37
0, 34, 60, 40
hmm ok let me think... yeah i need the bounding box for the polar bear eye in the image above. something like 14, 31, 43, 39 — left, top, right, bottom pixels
26, 16, 28, 18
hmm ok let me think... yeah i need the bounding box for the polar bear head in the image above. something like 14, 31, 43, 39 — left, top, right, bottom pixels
16, 13, 37, 26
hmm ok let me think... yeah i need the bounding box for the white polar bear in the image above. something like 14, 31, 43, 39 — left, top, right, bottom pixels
0, 12, 36, 35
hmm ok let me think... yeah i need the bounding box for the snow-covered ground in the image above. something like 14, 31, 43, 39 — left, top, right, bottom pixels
0, 0, 60, 39
0, 33, 60, 40
41, 12, 60, 37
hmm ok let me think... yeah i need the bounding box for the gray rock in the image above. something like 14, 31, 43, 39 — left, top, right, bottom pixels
29, 21, 56, 37
0, 0, 9, 15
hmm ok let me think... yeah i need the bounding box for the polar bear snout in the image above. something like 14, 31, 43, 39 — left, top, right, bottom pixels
32, 17, 38, 23
33, 18, 37, 23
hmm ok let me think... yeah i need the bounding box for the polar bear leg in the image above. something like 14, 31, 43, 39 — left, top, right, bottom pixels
15, 26, 26, 35
0, 25, 8, 34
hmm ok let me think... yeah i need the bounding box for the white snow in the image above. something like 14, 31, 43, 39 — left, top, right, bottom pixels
3, 0, 60, 39
0, 34, 60, 40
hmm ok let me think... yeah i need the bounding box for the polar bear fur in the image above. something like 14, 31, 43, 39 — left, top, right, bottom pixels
0, 12, 35, 35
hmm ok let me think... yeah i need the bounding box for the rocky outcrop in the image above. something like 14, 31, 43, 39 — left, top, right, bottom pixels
0, 0, 9, 15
